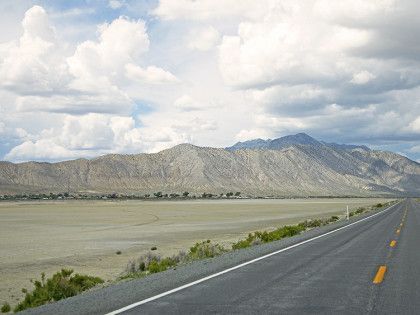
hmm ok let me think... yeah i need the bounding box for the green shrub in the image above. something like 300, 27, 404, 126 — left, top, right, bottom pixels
126, 252, 181, 275
329, 215, 339, 222
188, 240, 226, 260
148, 257, 177, 273
14, 270, 103, 312
232, 225, 305, 250
355, 207, 365, 214
125, 241, 226, 278
298, 218, 326, 229
232, 237, 253, 250
1, 302, 10, 313
375, 203, 383, 208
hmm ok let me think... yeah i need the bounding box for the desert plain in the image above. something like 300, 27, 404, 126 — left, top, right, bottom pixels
0, 198, 392, 304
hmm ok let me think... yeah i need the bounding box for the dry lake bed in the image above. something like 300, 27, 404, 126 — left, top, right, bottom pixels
0, 198, 392, 304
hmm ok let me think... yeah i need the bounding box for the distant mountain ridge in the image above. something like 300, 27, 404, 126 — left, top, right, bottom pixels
227, 133, 370, 151
0, 133, 419, 196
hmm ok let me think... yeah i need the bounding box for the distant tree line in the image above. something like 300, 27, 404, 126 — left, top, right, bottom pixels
0, 191, 243, 201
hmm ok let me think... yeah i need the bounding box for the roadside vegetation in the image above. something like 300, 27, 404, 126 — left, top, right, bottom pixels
123, 200, 396, 278
4, 200, 396, 312
1, 303, 10, 313
124, 240, 227, 278
10, 270, 103, 313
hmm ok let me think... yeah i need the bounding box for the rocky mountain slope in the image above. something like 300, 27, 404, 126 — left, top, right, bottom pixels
0, 134, 419, 196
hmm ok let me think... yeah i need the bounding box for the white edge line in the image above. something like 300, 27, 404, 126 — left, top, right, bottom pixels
106, 202, 399, 315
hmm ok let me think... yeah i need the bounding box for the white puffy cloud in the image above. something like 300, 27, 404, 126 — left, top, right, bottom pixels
2, 1, 420, 163
108, 0, 124, 10
5, 114, 145, 161
67, 17, 150, 83
173, 95, 201, 111
5, 139, 80, 161
125, 63, 178, 84
408, 117, 420, 132
351, 71, 376, 85
153, 0, 269, 21
187, 26, 220, 51
235, 128, 272, 142
0, 6, 69, 94
4, 111, 216, 162
0, 5, 187, 161
218, 3, 370, 89
0, 7, 178, 116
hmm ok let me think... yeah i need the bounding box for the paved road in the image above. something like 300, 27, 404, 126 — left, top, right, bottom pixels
27, 199, 420, 314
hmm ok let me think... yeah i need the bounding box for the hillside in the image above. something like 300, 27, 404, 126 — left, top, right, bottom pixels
0, 134, 419, 196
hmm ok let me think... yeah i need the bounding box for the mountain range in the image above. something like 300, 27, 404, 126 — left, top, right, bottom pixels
0, 133, 419, 196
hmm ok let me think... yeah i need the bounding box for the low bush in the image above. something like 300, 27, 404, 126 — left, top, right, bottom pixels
355, 207, 365, 214
349, 207, 366, 217
125, 241, 227, 277
188, 240, 226, 260
1, 302, 10, 313
231, 233, 256, 250
14, 269, 103, 312
148, 257, 177, 273
298, 219, 324, 229
232, 225, 305, 250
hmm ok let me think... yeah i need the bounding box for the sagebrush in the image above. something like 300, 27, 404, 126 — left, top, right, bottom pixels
14, 269, 103, 312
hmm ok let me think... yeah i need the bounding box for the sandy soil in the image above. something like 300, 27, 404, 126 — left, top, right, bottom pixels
0, 198, 391, 304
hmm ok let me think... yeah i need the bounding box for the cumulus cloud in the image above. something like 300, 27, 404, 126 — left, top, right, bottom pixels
5, 114, 144, 161
235, 128, 272, 142
153, 0, 269, 21
6, 139, 80, 162
67, 17, 150, 82
108, 0, 124, 10
408, 117, 420, 132
125, 63, 178, 84
0, 6, 69, 94
174, 95, 202, 111
0, 5, 187, 161
2, 1, 420, 162
187, 26, 220, 51
213, 0, 420, 152
351, 71, 376, 85
218, 4, 370, 89
0, 7, 178, 116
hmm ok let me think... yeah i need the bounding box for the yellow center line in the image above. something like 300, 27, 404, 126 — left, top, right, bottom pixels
373, 266, 387, 284
390, 240, 397, 247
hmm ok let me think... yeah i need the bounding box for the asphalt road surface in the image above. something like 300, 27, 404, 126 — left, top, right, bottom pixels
27, 199, 420, 314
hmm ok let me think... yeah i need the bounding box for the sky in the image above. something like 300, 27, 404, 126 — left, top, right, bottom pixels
0, 0, 420, 163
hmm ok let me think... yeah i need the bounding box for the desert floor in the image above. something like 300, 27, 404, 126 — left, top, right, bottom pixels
0, 198, 392, 305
